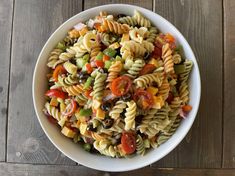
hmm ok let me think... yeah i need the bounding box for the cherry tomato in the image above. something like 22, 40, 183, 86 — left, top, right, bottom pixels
53, 65, 66, 82
182, 105, 192, 112
45, 89, 67, 99
151, 46, 162, 58
95, 60, 104, 68
121, 132, 136, 154
62, 100, 77, 116
103, 55, 110, 62
166, 92, 174, 104
111, 76, 132, 96
139, 64, 156, 75
133, 89, 154, 109
85, 63, 93, 74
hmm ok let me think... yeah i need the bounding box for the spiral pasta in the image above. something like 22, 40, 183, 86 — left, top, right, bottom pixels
58, 75, 79, 87
117, 16, 137, 26
90, 45, 101, 61
134, 72, 163, 88
109, 100, 127, 120
106, 61, 123, 87
44, 102, 62, 121
146, 27, 158, 43
136, 135, 146, 156
47, 49, 64, 69
158, 78, 170, 100
102, 19, 130, 35
63, 61, 78, 75
162, 43, 174, 74
64, 84, 83, 96
91, 72, 107, 100
124, 101, 137, 130
125, 59, 145, 78
172, 53, 182, 64
133, 10, 151, 28
121, 41, 147, 57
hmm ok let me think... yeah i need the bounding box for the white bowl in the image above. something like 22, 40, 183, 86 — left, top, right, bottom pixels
33, 4, 201, 172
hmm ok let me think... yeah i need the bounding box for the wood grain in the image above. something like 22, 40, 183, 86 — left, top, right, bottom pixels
1, 163, 235, 176
223, 0, 235, 168
0, 0, 13, 161
84, 0, 153, 10
153, 0, 223, 168
7, 0, 83, 164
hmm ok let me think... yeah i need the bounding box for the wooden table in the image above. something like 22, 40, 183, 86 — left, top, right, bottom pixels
0, 0, 235, 175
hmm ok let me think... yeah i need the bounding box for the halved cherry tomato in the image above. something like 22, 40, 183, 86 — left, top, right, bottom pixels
165, 33, 175, 43
95, 60, 104, 68
62, 100, 77, 116
151, 46, 162, 58
139, 64, 156, 75
85, 63, 93, 74
133, 89, 153, 109
121, 132, 136, 154
103, 55, 110, 62
53, 65, 66, 82
111, 76, 132, 96
182, 105, 192, 112
166, 92, 174, 104
45, 89, 67, 99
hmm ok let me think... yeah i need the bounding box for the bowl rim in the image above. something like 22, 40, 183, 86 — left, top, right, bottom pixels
33, 3, 201, 172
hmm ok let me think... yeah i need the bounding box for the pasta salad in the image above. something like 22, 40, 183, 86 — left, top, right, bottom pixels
43, 10, 193, 157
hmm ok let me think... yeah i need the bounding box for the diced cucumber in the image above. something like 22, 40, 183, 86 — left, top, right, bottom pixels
96, 52, 104, 60
104, 60, 112, 70
79, 108, 92, 117
174, 64, 185, 74
83, 77, 94, 90
103, 48, 117, 57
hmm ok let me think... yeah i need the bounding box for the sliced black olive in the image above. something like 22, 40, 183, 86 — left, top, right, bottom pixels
78, 71, 89, 79
144, 52, 150, 59
103, 118, 114, 129
103, 68, 108, 73
86, 123, 97, 132
121, 93, 132, 101
117, 14, 126, 18
70, 59, 76, 65
101, 102, 112, 111
120, 110, 126, 119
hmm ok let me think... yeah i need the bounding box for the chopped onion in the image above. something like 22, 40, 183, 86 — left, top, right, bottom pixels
179, 108, 187, 119
74, 22, 86, 31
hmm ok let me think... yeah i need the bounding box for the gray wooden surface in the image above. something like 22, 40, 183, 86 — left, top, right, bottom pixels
0, 0, 234, 175
0, 0, 13, 162
153, 0, 223, 168
223, 0, 235, 168
1, 163, 235, 176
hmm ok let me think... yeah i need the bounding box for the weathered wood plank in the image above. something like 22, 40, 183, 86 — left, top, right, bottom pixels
153, 0, 223, 167
84, 0, 153, 10
7, 0, 83, 164
0, 0, 13, 161
223, 0, 235, 168
1, 163, 235, 176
